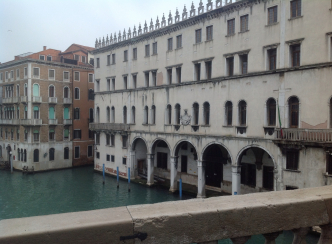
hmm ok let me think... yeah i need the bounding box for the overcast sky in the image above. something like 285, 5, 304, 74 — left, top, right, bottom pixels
0, 0, 207, 63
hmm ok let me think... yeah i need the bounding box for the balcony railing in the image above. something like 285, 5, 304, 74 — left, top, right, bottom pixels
48, 97, 57, 103
2, 97, 19, 104
20, 119, 42, 126
49, 119, 58, 125
63, 98, 72, 104
32, 96, 42, 103
12, 119, 20, 125
0, 185, 331, 243
89, 123, 130, 131
0, 119, 11, 124
20, 96, 28, 103
275, 128, 332, 142
63, 119, 72, 125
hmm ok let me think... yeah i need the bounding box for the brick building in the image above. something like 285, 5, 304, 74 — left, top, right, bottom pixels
0, 44, 95, 171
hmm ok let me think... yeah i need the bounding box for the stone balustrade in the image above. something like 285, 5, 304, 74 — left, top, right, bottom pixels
89, 122, 130, 132
1, 185, 332, 244
275, 128, 332, 142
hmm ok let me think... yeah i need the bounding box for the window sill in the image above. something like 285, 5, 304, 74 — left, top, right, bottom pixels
284, 169, 301, 173
223, 125, 234, 128
166, 50, 173, 53
238, 30, 249, 34
151, 54, 158, 56
205, 39, 213, 43
201, 124, 210, 127
164, 124, 172, 126
265, 22, 279, 27
123, 60, 128, 62
142, 123, 149, 126
132, 59, 137, 61
193, 42, 202, 46
324, 173, 332, 178
122, 147, 128, 149
288, 16, 303, 21
149, 124, 156, 126
144, 56, 150, 58
236, 126, 247, 129
225, 33, 235, 37
175, 47, 183, 51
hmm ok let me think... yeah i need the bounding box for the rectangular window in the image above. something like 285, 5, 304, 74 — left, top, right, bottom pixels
34, 132, 39, 142
241, 163, 256, 187
132, 74, 137, 88
96, 152, 100, 159
95, 80, 100, 92
75, 88, 80, 99
106, 134, 110, 146
64, 128, 69, 140
152, 42, 157, 55
111, 155, 115, 162
49, 69, 55, 80
74, 108, 80, 120
167, 69, 172, 84
112, 54, 116, 64
227, 57, 234, 76
89, 130, 94, 139
122, 157, 127, 165
89, 73, 93, 82
268, 49, 277, 70
74, 71, 80, 81
124, 50, 128, 61
145, 72, 149, 87
157, 152, 168, 170
123, 76, 128, 89
47, 56, 52, 61
286, 150, 299, 170
33, 68, 39, 77
74, 130, 81, 139
10, 70, 14, 80
112, 78, 115, 90
176, 35, 182, 49
0, 73, 2, 81
64, 71, 69, 81
39, 55, 45, 60
206, 26, 213, 41
96, 134, 100, 145
88, 145, 93, 157
195, 63, 201, 81
205, 61, 212, 79
49, 130, 55, 141
74, 146, 80, 159
240, 54, 248, 74
145, 44, 150, 57
82, 56, 86, 63
176, 67, 181, 83
263, 166, 274, 190
74, 55, 80, 61
291, 44, 301, 67
152, 72, 156, 86
227, 19, 235, 35
16, 69, 19, 79
107, 55, 111, 65
133, 48, 137, 60
24, 67, 27, 78
96, 58, 100, 68
122, 135, 128, 148
181, 155, 188, 173
107, 79, 110, 91
240, 15, 249, 32
111, 134, 115, 146
195, 29, 202, 43
106, 154, 110, 161
168, 38, 173, 51
291, 0, 301, 18
268, 6, 278, 25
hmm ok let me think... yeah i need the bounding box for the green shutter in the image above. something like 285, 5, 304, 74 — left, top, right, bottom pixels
49, 107, 55, 119
64, 107, 69, 119
33, 130, 39, 133
25, 106, 27, 111
34, 106, 39, 111
17, 129, 19, 133
64, 129, 69, 137
49, 129, 55, 133
25, 130, 28, 133
33, 84, 39, 96
11, 129, 13, 132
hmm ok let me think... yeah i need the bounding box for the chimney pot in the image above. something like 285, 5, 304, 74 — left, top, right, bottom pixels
43, 46, 47, 51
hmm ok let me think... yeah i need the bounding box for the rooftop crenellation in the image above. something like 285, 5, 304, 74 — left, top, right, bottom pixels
94, 0, 244, 49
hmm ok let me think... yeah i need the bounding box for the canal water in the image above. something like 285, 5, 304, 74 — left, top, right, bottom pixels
0, 167, 319, 243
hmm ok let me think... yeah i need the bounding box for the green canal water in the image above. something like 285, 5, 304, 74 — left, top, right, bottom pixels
0, 167, 319, 243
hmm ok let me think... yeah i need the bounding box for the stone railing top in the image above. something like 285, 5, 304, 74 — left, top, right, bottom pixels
1, 185, 332, 244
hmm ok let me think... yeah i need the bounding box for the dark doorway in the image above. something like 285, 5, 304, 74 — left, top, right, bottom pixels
157, 152, 168, 169
241, 163, 256, 187
263, 166, 274, 190
181, 155, 187, 173
204, 145, 224, 187
137, 160, 145, 174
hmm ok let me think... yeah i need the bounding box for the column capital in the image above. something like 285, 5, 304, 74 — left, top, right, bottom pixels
147, 153, 154, 159
197, 160, 205, 167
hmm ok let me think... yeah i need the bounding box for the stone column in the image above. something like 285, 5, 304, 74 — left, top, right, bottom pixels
232, 165, 241, 195
147, 154, 154, 186
197, 160, 206, 198
263, 231, 282, 244
292, 227, 309, 244
130, 151, 136, 179
169, 156, 178, 192
231, 236, 250, 244
318, 224, 332, 244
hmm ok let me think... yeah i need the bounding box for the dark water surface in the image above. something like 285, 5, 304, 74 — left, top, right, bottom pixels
0, 167, 319, 243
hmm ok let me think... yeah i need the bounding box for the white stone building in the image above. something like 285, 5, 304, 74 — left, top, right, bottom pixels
90, 0, 332, 197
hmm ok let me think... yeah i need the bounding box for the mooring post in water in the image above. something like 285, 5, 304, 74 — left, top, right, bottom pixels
179, 178, 182, 198
117, 166, 119, 188
128, 167, 131, 192
102, 164, 105, 184
10, 152, 13, 174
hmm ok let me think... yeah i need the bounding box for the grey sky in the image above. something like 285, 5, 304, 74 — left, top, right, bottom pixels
0, 0, 202, 63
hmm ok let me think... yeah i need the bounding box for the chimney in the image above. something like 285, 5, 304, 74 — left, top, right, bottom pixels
43, 46, 47, 51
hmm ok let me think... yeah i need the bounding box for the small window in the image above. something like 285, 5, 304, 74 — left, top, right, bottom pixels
291, 44, 301, 67
64, 87, 69, 98
111, 134, 115, 146
74, 71, 80, 81
64, 71, 69, 81
0, 73, 3, 82
74, 108, 80, 120
167, 69, 172, 84
34, 149, 39, 162
10, 70, 14, 80
176, 35, 182, 49
203, 102, 210, 125
225, 101, 233, 126
49, 69, 55, 80
206, 26, 213, 41
96, 58, 100, 68
96, 152, 100, 159
124, 50, 128, 61
123, 76, 128, 89
267, 98, 276, 126
239, 101, 247, 126
176, 67, 181, 83
74, 88, 80, 99
64, 128, 69, 140
240, 54, 248, 74
133, 48, 137, 60
286, 150, 299, 170
168, 38, 173, 51
47, 56, 52, 61
205, 61, 212, 79
64, 147, 69, 159
112, 78, 115, 90
49, 85, 55, 97
145, 72, 149, 87
111, 155, 115, 162
107, 79, 110, 91
49, 129, 55, 141
268, 49, 277, 70
82, 56, 86, 63
33, 131, 39, 142
88, 145, 93, 157
290, 0, 301, 18
240, 15, 249, 32
107, 55, 111, 65
152, 72, 156, 86
74, 130, 81, 139
24, 67, 27, 78
39, 55, 45, 60
145, 44, 150, 57
74, 55, 80, 61
152, 42, 157, 55
268, 6, 278, 25
96, 80, 100, 92
33, 67, 40, 77
49, 148, 55, 161
89, 74, 93, 82
226, 57, 234, 76
106, 154, 110, 161
195, 29, 202, 43
74, 146, 80, 159
16, 69, 19, 79
144, 106, 149, 124
195, 63, 201, 81
227, 19, 235, 35
122, 135, 128, 148
122, 157, 127, 165
112, 54, 116, 64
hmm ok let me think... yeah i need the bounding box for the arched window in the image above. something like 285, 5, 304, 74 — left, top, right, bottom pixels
17, 148, 20, 161
225, 101, 233, 126
88, 89, 94, 100
24, 149, 27, 162
96, 107, 100, 123
64, 107, 69, 119
33, 106, 39, 119
151, 105, 156, 124
166, 105, 172, 124
49, 107, 55, 119
33, 84, 39, 96
33, 149, 39, 162
49, 148, 55, 161
203, 102, 210, 125
107, 107, 110, 122
74, 108, 80, 120
192, 103, 199, 125
144, 106, 149, 124
239, 100, 247, 126
111, 106, 115, 123
21, 149, 23, 161
123, 106, 127, 124
64, 147, 69, 159
24, 106, 28, 119
49, 85, 55, 97
175, 104, 181, 125
267, 98, 276, 126
131, 106, 136, 124
64, 87, 69, 98
24, 83, 28, 96
289, 97, 299, 128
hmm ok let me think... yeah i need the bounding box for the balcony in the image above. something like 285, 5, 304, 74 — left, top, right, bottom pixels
89, 123, 130, 132
20, 96, 28, 103
2, 97, 20, 104
48, 97, 57, 104
63, 119, 72, 125
49, 119, 58, 125
32, 96, 42, 103
0, 119, 11, 125
12, 119, 20, 125
0, 185, 331, 243
21, 119, 42, 126
63, 98, 72, 104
